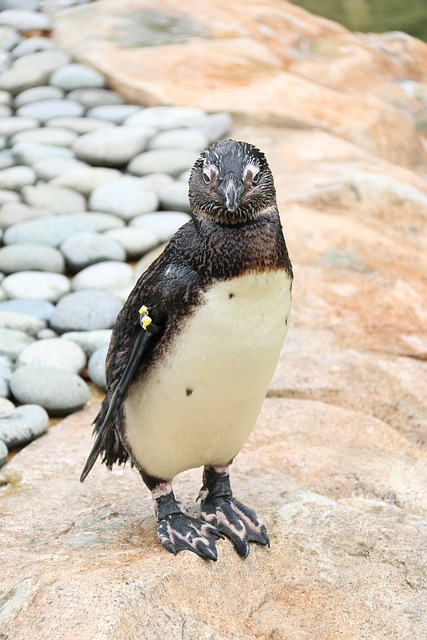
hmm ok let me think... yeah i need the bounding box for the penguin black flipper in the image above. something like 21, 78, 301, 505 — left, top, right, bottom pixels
79, 325, 162, 482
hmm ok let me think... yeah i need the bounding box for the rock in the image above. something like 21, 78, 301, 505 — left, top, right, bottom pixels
0, 0, 40, 10
0, 189, 20, 205
49, 290, 122, 333
9, 365, 89, 416
128, 148, 197, 177
1, 400, 426, 638
59, 231, 126, 273
73, 126, 154, 167
36, 328, 57, 340
125, 106, 207, 130
22, 184, 86, 215
49, 63, 106, 91
71, 261, 134, 292
0, 5, 423, 637
72, 211, 125, 232
0, 104, 12, 117
32, 155, 88, 181
0, 243, 65, 274
130, 211, 190, 242
10, 36, 54, 59
0, 165, 35, 190
0, 375, 10, 398
0, 438, 7, 466
103, 227, 158, 259
0, 311, 46, 336
195, 111, 233, 143
13, 50, 70, 76
0, 9, 50, 32
0, 202, 52, 228
0, 116, 39, 137
11, 126, 77, 147
16, 338, 86, 374
60, 329, 111, 357
0, 355, 15, 398
45, 116, 115, 134
3, 215, 92, 247
1, 271, 70, 303
137, 172, 173, 191
0, 90, 11, 106
56, 2, 427, 167
13, 85, 64, 108
0, 396, 14, 417
0, 403, 48, 448
0, 26, 20, 51
338, 172, 427, 232
0, 149, 15, 170
148, 128, 208, 151
87, 344, 107, 389
65, 88, 124, 109
85, 104, 141, 124
12, 141, 74, 165
0, 48, 10, 66
0, 298, 54, 321
16, 99, 84, 122
0, 65, 47, 94
89, 177, 158, 220
0, 326, 34, 359
158, 181, 191, 212
50, 167, 121, 195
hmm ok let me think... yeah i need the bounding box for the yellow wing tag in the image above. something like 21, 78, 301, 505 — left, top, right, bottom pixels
139, 305, 152, 330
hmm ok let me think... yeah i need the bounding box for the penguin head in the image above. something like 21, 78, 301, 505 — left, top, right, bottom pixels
188, 139, 277, 224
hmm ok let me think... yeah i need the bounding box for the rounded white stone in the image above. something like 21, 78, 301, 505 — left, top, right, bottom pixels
89, 176, 158, 220
17, 338, 87, 374
1, 271, 70, 302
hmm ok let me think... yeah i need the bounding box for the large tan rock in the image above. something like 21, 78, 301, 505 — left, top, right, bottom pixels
1, 400, 426, 640
50, 0, 427, 167
1, 2, 426, 638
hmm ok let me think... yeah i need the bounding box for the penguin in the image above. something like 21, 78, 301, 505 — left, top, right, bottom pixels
80, 139, 293, 560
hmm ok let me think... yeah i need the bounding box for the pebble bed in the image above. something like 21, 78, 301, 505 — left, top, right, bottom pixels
0, 1, 233, 464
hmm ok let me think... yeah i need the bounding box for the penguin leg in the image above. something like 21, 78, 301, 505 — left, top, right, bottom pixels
199, 465, 270, 558
150, 480, 222, 560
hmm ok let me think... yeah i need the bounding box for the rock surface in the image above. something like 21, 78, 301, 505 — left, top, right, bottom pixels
51, 0, 427, 168
9, 364, 90, 416
0, 1, 426, 639
0, 401, 426, 639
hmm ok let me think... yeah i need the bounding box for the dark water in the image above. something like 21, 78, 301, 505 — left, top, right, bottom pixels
290, 0, 427, 42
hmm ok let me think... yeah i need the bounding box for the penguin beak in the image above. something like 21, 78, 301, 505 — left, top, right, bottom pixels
219, 173, 244, 213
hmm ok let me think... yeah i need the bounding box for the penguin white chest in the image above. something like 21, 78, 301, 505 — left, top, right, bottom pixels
125, 270, 292, 480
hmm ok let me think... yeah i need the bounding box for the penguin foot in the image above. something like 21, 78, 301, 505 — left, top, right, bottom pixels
200, 466, 270, 558
155, 490, 222, 560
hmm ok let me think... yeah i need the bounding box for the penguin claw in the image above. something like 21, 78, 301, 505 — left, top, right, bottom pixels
201, 496, 269, 557
157, 512, 220, 560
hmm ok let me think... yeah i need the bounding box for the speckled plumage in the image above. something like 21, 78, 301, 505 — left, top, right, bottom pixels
81, 139, 293, 560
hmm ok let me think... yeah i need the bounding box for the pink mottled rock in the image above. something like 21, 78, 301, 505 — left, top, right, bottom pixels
51, 0, 427, 167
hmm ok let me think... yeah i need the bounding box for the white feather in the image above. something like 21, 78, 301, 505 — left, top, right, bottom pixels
125, 270, 292, 480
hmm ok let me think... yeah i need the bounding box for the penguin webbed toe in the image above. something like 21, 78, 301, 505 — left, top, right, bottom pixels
200, 466, 269, 558
155, 489, 222, 561
157, 513, 222, 561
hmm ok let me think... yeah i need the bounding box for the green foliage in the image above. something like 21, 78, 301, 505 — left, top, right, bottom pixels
291, 0, 427, 41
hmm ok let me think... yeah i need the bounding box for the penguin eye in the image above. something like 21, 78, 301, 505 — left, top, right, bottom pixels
244, 163, 260, 186
202, 170, 211, 184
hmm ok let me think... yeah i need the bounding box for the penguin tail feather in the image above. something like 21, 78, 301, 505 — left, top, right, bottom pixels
80, 399, 129, 483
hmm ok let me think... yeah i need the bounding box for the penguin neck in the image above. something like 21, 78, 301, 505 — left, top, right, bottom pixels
188, 206, 292, 281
